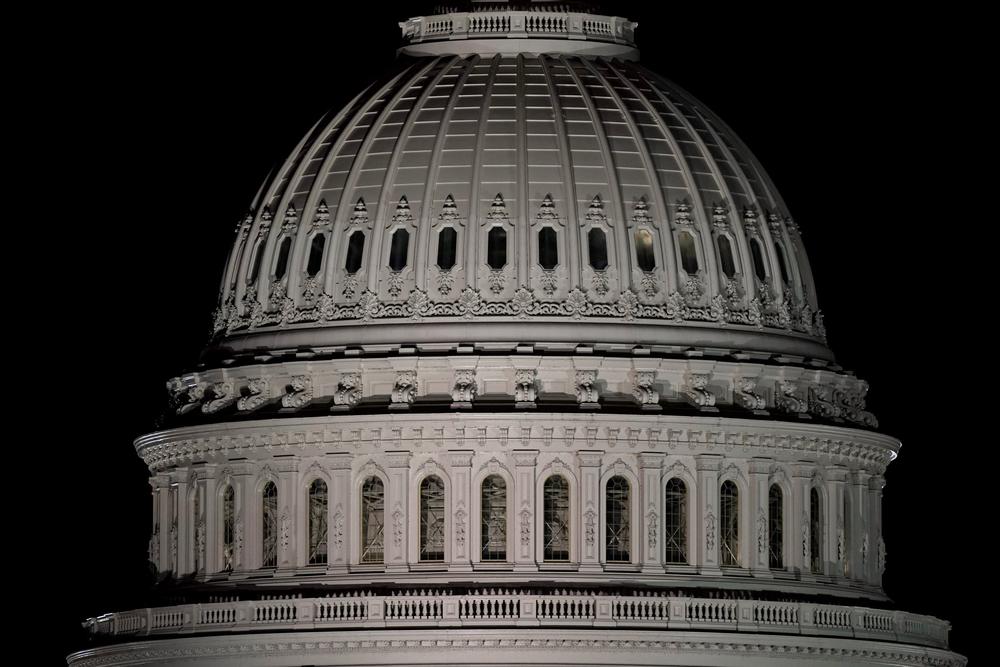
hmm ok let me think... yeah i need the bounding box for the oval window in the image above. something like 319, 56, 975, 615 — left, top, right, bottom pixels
307, 234, 326, 277
635, 229, 656, 272
717, 235, 736, 278
750, 238, 768, 282
388, 228, 409, 271
274, 237, 292, 281
437, 227, 457, 270
487, 227, 507, 269
538, 227, 558, 270
345, 231, 365, 274
588, 228, 608, 270
678, 231, 699, 275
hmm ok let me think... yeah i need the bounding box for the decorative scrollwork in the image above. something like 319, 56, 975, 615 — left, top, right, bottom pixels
391, 371, 417, 408
575, 369, 599, 407
632, 371, 660, 409
237, 378, 269, 412
514, 368, 537, 406
451, 369, 477, 406
333, 373, 362, 409
281, 375, 313, 409
682, 373, 716, 409
734, 377, 766, 412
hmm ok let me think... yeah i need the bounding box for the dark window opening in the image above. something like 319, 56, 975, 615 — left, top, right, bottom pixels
487, 227, 507, 269
538, 227, 558, 270
437, 227, 457, 270
588, 228, 608, 270
345, 231, 365, 273
388, 228, 409, 271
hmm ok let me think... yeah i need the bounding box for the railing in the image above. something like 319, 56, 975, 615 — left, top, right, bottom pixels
83, 591, 951, 650
399, 11, 636, 48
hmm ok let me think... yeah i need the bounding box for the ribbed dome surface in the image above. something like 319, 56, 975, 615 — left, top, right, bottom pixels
211, 53, 829, 361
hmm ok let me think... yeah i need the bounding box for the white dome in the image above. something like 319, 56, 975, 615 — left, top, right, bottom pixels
210, 39, 827, 363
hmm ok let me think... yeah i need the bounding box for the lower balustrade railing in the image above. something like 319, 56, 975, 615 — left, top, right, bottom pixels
84, 591, 950, 649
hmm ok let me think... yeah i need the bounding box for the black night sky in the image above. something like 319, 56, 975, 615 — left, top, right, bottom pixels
41, 3, 978, 663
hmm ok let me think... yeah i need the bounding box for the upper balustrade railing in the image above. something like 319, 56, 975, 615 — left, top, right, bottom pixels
399, 10, 637, 50
84, 590, 950, 650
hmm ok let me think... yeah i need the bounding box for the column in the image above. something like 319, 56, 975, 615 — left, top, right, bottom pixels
327, 453, 352, 573
748, 457, 773, 577
449, 450, 474, 571
826, 466, 848, 580
512, 449, 538, 572
385, 451, 412, 572
791, 463, 815, 575
639, 452, 664, 572
868, 474, 885, 588
241, 471, 258, 570
204, 467, 219, 573
850, 470, 871, 584
578, 450, 603, 571
277, 459, 299, 571
696, 454, 721, 575
155, 476, 171, 573
233, 469, 250, 573
175, 472, 192, 575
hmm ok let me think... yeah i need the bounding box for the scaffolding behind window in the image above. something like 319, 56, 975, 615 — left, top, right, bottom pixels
605, 476, 630, 562
360, 477, 384, 564
720, 480, 740, 566
261, 481, 277, 568
543, 476, 570, 561
420, 476, 446, 561
588, 227, 609, 270
664, 478, 688, 564
481, 475, 507, 561
635, 229, 656, 271
308, 479, 328, 565
768, 484, 783, 569
222, 485, 235, 571
810, 487, 823, 573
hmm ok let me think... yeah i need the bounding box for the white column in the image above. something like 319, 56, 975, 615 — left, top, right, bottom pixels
242, 472, 259, 570
512, 450, 538, 571
748, 457, 772, 577
578, 451, 603, 571
277, 459, 299, 570
328, 453, 352, 573
639, 452, 664, 572
155, 476, 171, 573
826, 466, 848, 579
175, 473, 192, 575
868, 474, 885, 588
791, 463, 814, 575
204, 468, 219, 573
385, 451, 412, 572
233, 470, 250, 572
851, 470, 870, 584
696, 454, 721, 575
449, 450, 474, 571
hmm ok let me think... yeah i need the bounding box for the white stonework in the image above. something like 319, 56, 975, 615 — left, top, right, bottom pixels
69, 4, 962, 666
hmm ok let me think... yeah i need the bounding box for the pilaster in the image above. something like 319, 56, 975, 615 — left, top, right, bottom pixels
851, 469, 871, 583
175, 473, 192, 575
578, 450, 603, 571
385, 451, 412, 572
203, 467, 219, 573
791, 462, 815, 575
448, 450, 474, 571
696, 454, 721, 575
748, 457, 772, 577
154, 476, 171, 573
638, 452, 664, 572
327, 453, 352, 573
826, 465, 848, 579
512, 449, 538, 571
276, 459, 299, 571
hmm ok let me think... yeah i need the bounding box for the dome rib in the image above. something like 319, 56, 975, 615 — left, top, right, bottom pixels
557, 54, 635, 291
464, 54, 503, 286
414, 55, 479, 287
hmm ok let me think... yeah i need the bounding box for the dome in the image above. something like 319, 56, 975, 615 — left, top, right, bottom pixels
71, 4, 962, 667
209, 31, 827, 365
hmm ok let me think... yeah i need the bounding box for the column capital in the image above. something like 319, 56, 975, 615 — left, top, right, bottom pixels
385, 451, 412, 468
512, 449, 539, 467
695, 454, 722, 472
748, 457, 773, 474
447, 450, 475, 467
325, 452, 354, 470
578, 450, 605, 467
638, 451, 665, 469
825, 465, 849, 483
851, 469, 872, 485
791, 462, 817, 479
868, 474, 885, 491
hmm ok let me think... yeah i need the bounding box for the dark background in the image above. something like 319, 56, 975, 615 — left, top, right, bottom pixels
38, 2, 977, 663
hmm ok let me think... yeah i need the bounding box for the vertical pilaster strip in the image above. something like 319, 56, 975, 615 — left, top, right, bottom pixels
155, 477, 171, 574
748, 457, 772, 577
449, 450, 474, 570
243, 472, 258, 571
204, 469, 219, 574
696, 454, 721, 574
512, 449, 538, 571
578, 450, 603, 571
385, 451, 412, 572
175, 474, 191, 575
277, 459, 299, 569
869, 474, 885, 588
827, 466, 848, 579
852, 470, 871, 584
328, 453, 352, 573
638, 452, 664, 572
791, 463, 815, 575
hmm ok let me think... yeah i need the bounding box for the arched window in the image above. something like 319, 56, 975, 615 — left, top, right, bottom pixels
420, 475, 445, 561
750, 238, 768, 282
768, 485, 783, 569
307, 234, 326, 277
261, 481, 278, 568
345, 231, 365, 273
487, 227, 507, 269
308, 479, 328, 565
717, 235, 736, 278
635, 229, 656, 271
720, 480, 739, 566
274, 237, 292, 281
678, 231, 699, 274
481, 475, 507, 561
664, 478, 688, 564
605, 476, 630, 563
538, 227, 558, 270
388, 228, 409, 271
247, 240, 264, 284
810, 487, 823, 574
774, 241, 791, 286
437, 227, 457, 270
588, 228, 609, 270
360, 477, 384, 564
221, 485, 235, 571
543, 476, 570, 561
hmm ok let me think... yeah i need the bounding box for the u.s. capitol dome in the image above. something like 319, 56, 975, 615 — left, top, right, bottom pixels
70, 2, 963, 666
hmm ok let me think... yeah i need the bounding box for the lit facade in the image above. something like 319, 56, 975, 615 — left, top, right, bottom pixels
69, 3, 964, 666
